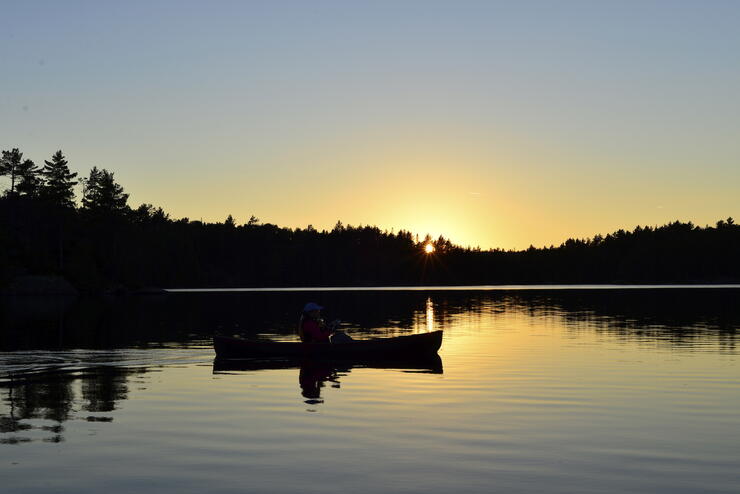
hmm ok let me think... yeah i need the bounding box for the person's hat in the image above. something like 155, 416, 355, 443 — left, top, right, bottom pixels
303, 302, 323, 312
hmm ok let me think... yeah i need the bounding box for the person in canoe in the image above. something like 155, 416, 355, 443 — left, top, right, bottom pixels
298, 302, 331, 342
298, 302, 353, 343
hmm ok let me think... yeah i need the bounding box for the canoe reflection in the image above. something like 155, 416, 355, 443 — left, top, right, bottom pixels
213, 354, 443, 406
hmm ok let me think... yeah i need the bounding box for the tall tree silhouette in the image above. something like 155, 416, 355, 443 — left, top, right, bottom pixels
81, 167, 129, 214
81, 166, 102, 207
16, 159, 41, 196
40, 150, 78, 207
0, 148, 23, 195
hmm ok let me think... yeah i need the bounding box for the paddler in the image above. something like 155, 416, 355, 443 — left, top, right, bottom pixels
298, 303, 351, 343
298, 302, 332, 343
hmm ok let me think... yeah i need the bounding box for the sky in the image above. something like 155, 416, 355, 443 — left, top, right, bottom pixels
1, 0, 738, 249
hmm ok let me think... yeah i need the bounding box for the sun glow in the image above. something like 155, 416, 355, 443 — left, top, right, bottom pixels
424, 243, 435, 254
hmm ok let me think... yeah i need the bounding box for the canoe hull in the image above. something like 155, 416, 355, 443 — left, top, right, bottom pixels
213, 330, 443, 359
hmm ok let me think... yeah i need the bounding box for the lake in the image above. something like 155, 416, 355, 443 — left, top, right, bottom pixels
1, 287, 739, 493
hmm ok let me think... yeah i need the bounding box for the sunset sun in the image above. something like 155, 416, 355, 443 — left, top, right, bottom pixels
425, 243, 435, 254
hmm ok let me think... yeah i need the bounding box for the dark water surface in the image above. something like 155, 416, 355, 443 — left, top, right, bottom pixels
1, 287, 739, 493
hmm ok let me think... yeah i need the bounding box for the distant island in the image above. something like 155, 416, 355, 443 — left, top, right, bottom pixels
1, 147, 738, 293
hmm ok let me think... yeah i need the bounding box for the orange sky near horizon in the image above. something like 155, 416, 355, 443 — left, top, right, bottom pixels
2, 2, 738, 250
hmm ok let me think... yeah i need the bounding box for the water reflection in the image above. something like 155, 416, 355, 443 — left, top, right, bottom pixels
299, 360, 339, 406
1, 289, 738, 494
1, 287, 738, 442
2, 288, 737, 351
0, 366, 146, 444
499, 290, 739, 350
213, 355, 443, 410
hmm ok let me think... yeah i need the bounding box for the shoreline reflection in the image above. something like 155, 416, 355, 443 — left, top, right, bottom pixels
2, 289, 738, 352
1, 366, 146, 444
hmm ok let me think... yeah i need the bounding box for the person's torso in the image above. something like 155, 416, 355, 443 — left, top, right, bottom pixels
302, 319, 329, 342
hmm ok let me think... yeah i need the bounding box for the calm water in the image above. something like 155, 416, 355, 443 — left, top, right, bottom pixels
1, 287, 739, 493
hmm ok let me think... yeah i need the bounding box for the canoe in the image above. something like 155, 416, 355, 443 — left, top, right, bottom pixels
213, 330, 443, 359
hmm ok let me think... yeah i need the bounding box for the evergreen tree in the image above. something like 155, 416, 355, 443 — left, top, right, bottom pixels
81, 166, 102, 206
81, 166, 129, 214
16, 159, 41, 196
40, 150, 78, 207
0, 148, 23, 194
131, 203, 170, 224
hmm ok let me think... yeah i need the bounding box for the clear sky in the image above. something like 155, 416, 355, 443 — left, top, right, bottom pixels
2, 1, 738, 249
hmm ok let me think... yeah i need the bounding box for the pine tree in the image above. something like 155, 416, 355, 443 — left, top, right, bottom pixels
16, 159, 41, 196
40, 150, 78, 207
0, 148, 23, 195
81, 166, 129, 214
81, 166, 103, 207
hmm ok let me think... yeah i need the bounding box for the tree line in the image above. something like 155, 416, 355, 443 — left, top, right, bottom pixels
1, 147, 738, 292
1, 148, 128, 213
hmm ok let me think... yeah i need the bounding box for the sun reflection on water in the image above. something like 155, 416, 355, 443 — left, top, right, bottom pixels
426, 297, 434, 333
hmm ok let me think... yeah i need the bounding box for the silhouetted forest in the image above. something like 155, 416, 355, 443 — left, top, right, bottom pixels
1, 147, 738, 292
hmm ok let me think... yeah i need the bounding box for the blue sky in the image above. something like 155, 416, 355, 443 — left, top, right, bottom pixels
2, 1, 738, 248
